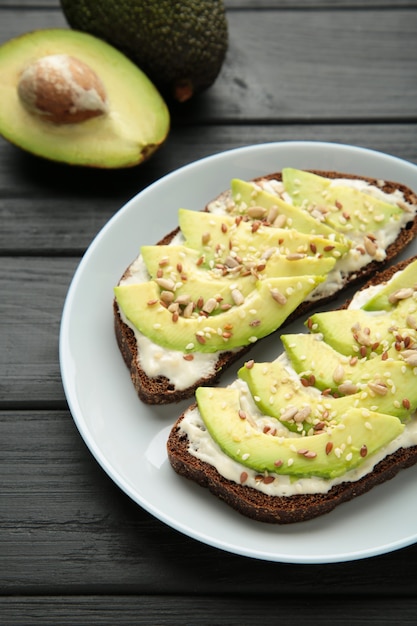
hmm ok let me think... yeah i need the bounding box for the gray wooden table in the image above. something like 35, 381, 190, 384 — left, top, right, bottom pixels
1, 1, 417, 624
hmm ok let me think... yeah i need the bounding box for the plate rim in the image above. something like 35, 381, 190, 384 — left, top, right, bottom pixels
59, 140, 417, 564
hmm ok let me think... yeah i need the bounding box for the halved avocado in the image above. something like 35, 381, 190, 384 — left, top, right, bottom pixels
0, 29, 170, 168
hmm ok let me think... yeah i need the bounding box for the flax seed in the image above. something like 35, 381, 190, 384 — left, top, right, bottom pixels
403, 398, 411, 410
360, 445, 368, 458
240, 472, 248, 484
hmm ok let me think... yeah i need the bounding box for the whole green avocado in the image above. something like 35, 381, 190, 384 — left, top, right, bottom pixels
60, 0, 228, 102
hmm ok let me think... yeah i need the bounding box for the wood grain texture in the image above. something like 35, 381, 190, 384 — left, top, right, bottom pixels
1, 596, 417, 626
1, 2, 417, 623
1, 411, 417, 596
0, 257, 78, 406
1, 124, 416, 254
1, 7, 417, 121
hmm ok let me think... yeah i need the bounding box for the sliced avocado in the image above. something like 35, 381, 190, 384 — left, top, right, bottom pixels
178, 208, 349, 265
0, 29, 169, 168
141, 243, 258, 306
308, 296, 417, 356
282, 168, 403, 235
238, 356, 414, 427
261, 254, 336, 278
306, 309, 398, 356
362, 258, 417, 311
142, 242, 335, 281
281, 332, 417, 414
196, 386, 403, 479
231, 178, 350, 245
61, 0, 228, 102
141, 245, 202, 279
114, 273, 325, 353
141, 244, 334, 308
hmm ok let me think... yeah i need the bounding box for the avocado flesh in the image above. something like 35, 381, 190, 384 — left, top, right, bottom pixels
231, 179, 350, 245
282, 168, 403, 235
196, 387, 403, 480
141, 243, 336, 298
141, 244, 258, 305
114, 274, 325, 353
281, 331, 417, 407
307, 295, 417, 356
178, 209, 349, 265
0, 29, 169, 168
240, 353, 416, 427
60, 0, 228, 101
362, 258, 417, 311
193, 260, 417, 481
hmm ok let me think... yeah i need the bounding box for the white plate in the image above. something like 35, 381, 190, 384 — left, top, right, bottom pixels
60, 141, 417, 564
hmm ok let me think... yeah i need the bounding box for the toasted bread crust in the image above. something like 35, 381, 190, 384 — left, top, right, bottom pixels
114, 170, 417, 405
167, 254, 417, 523
167, 411, 417, 524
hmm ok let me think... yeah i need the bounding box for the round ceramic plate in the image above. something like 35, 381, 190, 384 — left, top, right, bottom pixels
60, 141, 417, 564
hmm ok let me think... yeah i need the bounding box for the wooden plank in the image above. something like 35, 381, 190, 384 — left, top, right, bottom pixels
1, 409, 417, 595
4, 1, 417, 11
201, 7, 417, 121
0, 257, 78, 405
1, 8, 416, 121
1, 595, 417, 625
1, 123, 416, 253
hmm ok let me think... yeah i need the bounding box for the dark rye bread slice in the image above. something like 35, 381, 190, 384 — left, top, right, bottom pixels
167, 256, 417, 524
114, 170, 417, 405
168, 421, 417, 524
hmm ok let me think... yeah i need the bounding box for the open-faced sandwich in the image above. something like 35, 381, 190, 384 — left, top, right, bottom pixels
113, 168, 417, 404
167, 256, 417, 523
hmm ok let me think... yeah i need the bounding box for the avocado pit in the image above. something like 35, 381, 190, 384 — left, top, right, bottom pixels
17, 53, 108, 124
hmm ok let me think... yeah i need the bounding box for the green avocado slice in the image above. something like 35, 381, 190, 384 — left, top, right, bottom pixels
114, 274, 325, 353
140, 244, 335, 307
196, 386, 404, 480
281, 332, 417, 414
238, 356, 414, 428
282, 168, 404, 235
178, 208, 349, 265
362, 258, 417, 311
306, 298, 417, 356
231, 178, 350, 245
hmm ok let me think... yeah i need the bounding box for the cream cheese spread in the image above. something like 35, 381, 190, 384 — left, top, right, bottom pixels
119, 176, 416, 389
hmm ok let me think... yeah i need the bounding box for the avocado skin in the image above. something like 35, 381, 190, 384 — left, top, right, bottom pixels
60, 0, 228, 101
